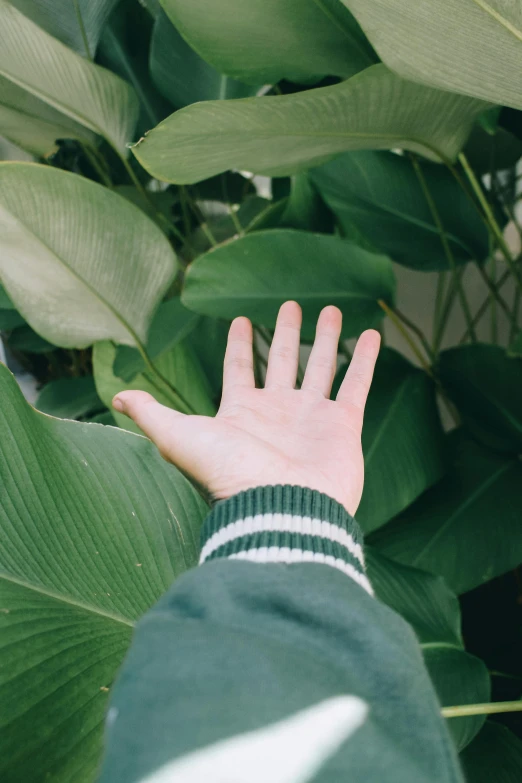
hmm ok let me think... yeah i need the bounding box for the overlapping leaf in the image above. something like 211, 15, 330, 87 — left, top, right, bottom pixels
182, 229, 395, 340
132, 65, 488, 184
0, 163, 176, 348
0, 362, 207, 782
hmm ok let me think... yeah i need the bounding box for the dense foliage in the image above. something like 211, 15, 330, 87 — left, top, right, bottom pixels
1, 1, 522, 780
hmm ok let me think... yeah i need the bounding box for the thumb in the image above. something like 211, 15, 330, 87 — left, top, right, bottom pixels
112, 391, 184, 459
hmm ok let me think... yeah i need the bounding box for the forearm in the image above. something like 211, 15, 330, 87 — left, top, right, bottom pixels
98, 485, 463, 783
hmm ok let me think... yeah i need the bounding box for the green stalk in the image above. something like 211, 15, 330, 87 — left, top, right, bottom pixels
83, 144, 113, 188
134, 339, 197, 415
433, 271, 447, 348
378, 300, 433, 377
442, 700, 522, 719
459, 258, 522, 343
411, 155, 477, 342
458, 152, 522, 292
490, 255, 497, 343
73, 0, 92, 61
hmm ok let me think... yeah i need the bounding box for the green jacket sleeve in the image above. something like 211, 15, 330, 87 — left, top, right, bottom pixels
98, 485, 463, 783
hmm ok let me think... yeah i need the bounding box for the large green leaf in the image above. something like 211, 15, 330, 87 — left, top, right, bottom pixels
0, 361, 207, 782
422, 646, 490, 751
0, 77, 96, 157
461, 722, 522, 783
0, 163, 176, 348
160, 0, 376, 84
93, 339, 215, 432
370, 431, 522, 594
132, 64, 488, 184
366, 549, 462, 646
35, 376, 103, 420
366, 549, 488, 749
343, 0, 522, 110
439, 344, 522, 455
310, 150, 489, 270
0, 1, 139, 154
150, 9, 259, 108
357, 348, 446, 533
10, 0, 118, 57
182, 229, 395, 341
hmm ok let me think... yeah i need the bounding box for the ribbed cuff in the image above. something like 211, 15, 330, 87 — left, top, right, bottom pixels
199, 485, 373, 595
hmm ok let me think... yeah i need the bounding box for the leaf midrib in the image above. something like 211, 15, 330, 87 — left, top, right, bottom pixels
1, 196, 136, 345
471, 0, 522, 44
0, 571, 134, 627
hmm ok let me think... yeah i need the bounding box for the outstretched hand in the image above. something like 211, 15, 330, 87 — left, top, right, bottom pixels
113, 302, 380, 515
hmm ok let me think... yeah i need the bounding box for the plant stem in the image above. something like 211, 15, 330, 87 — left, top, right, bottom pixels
433, 271, 447, 348
410, 155, 477, 342
73, 0, 92, 61
181, 186, 218, 247
475, 260, 516, 328
459, 259, 522, 343
134, 339, 197, 414
116, 150, 186, 244
458, 152, 522, 292
83, 144, 113, 188
378, 300, 433, 377
442, 700, 522, 719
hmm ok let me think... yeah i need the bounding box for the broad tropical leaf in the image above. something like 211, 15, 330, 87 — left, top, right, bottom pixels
366, 549, 462, 646
508, 330, 522, 358
0, 1, 139, 154
0, 78, 96, 157
150, 9, 259, 107
344, 0, 522, 110
370, 431, 522, 594
422, 646, 490, 751
93, 340, 215, 432
461, 722, 522, 783
357, 349, 446, 532
439, 344, 522, 454
132, 65, 488, 184
0, 163, 176, 348
367, 549, 488, 749
5, 325, 55, 354
160, 0, 376, 84
35, 376, 103, 420
10, 0, 118, 57
310, 150, 489, 270
182, 229, 395, 340
0, 362, 207, 782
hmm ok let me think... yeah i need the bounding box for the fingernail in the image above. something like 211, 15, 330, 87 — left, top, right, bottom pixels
113, 397, 124, 412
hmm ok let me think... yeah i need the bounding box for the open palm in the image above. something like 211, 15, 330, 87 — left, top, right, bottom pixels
113, 302, 380, 515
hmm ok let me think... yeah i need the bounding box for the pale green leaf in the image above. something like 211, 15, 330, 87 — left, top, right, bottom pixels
10, 0, 118, 56
93, 339, 215, 432
132, 65, 488, 184
0, 77, 96, 157
0, 163, 177, 349
160, 0, 376, 84
343, 0, 522, 110
35, 376, 103, 420
370, 431, 522, 594
150, 9, 259, 107
356, 348, 446, 532
461, 722, 522, 783
0, 361, 207, 782
182, 229, 396, 341
310, 150, 489, 270
439, 344, 522, 454
0, 1, 139, 153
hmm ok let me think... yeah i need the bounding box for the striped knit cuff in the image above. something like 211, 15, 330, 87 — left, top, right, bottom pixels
199, 485, 373, 596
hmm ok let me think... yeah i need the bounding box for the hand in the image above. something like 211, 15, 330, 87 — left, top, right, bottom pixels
113, 302, 380, 515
